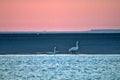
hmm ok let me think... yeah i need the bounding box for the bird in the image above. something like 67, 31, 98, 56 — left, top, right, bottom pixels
69, 41, 79, 54
48, 47, 56, 55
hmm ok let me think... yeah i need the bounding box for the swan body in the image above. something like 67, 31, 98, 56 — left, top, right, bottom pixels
69, 47, 78, 51
48, 47, 56, 54
69, 41, 79, 53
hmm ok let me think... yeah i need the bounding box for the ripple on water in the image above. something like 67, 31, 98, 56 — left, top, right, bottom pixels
0, 55, 120, 80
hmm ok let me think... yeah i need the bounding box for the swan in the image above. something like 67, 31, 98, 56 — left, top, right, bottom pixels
48, 47, 56, 54
69, 41, 79, 54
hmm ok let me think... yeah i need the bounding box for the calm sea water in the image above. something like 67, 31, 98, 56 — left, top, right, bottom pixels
0, 33, 120, 54
0, 33, 120, 79
0, 55, 120, 80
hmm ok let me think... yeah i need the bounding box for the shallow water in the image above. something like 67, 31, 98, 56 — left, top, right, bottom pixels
0, 55, 120, 80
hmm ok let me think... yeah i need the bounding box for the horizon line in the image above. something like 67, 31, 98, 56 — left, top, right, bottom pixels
0, 29, 120, 34
0, 29, 120, 32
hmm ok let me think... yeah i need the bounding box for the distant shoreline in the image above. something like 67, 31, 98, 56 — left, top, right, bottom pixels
0, 29, 120, 34
0, 32, 120, 34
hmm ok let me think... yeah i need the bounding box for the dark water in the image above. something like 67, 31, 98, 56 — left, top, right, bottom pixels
0, 33, 120, 54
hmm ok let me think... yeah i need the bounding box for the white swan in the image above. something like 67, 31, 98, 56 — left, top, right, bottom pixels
69, 41, 79, 53
48, 47, 56, 54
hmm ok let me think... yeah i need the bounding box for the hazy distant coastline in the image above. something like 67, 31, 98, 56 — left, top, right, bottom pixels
0, 29, 120, 34
90, 29, 120, 33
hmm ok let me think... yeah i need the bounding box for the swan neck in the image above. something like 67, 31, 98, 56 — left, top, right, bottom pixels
54, 47, 56, 53
76, 42, 78, 48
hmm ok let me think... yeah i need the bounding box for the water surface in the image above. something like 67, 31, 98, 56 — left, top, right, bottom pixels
0, 55, 120, 80
0, 33, 120, 54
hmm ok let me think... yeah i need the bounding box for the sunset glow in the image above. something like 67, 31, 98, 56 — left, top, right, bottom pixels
0, 0, 120, 31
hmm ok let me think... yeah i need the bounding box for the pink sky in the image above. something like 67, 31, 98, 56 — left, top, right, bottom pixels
0, 0, 120, 31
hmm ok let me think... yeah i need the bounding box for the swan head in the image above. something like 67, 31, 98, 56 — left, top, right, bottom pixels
76, 41, 79, 44
54, 47, 56, 50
